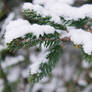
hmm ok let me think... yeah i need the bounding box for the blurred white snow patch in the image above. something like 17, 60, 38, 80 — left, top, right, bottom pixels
32, 78, 56, 92
0, 79, 3, 92
52, 65, 63, 77
33, 0, 75, 5
1, 55, 24, 68
0, 45, 6, 51
82, 60, 91, 68
22, 69, 29, 78
78, 79, 87, 86
69, 28, 92, 55
63, 64, 76, 81
29, 61, 42, 74
40, 77, 49, 83
32, 83, 43, 92
89, 72, 92, 78
32, 77, 66, 92
82, 85, 92, 92
29, 49, 49, 74
42, 78, 58, 92
8, 67, 20, 82
0, 12, 15, 38
56, 88, 66, 92
52, 61, 63, 77
5, 19, 55, 43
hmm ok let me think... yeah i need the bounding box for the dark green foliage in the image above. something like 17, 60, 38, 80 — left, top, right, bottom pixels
2, 84, 12, 92
0, 10, 7, 21
0, 49, 15, 61
70, 18, 88, 28
7, 31, 63, 83
8, 32, 61, 52
7, 38, 24, 52
28, 45, 63, 83
0, 64, 12, 92
7, 33, 41, 52
24, 10, 51, 25
60, 17, 89, 29
23, 10, 89, 30
6, 7, 92, 84
81, 49, 92, 63
23, 10, 67, 30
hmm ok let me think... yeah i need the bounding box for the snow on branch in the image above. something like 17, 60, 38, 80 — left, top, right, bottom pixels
33, 0, 75, 5
5, 19, 56, 43
3, 0, 92, 83
68, 28, 92, 55
29, 47, 48, 75
23, 2, 92, 23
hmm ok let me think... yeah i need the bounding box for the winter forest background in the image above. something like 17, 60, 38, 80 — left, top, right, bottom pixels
0, 0, 92, 92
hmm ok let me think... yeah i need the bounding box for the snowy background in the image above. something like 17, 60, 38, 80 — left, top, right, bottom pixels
0, 0, 92, 92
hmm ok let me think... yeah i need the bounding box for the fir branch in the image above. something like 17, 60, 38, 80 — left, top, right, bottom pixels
23, 10, 89, 30
28, 45, 63, 83
7, 32, 63, 83
81, 49, 92, 63
23, 10, 67, 30
7, 32, 62, 52
60, 17, 89, 29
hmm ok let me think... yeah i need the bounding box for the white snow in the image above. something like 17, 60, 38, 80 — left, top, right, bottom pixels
5, 19, 55, 43
29, 47, 48, 74
32, 77, 66, 92
8, 67, 20, 82
23, 2, 92, 23
1, 55, 24, 68
22, 69, 29, 78
29, 53, 48, 74
89, 72, 92, 78
69, 28, 92, 55
0, 12, 15, 38
0, 45, 6, 51
82, 85, 92, 92
33, 0, 75, 5
78, 79, 87, 86
0, 79, 3, 92
82, 60, 91, 68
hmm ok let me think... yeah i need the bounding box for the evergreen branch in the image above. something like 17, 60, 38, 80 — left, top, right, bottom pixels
60, 17, 89, 29
23, 10, 67, 30
28, 45, 63, 83
7, 33, 40, 52
23, 10, 89, 30
73, 44, 92, 63
7, 32, 62, 52
81, 49, 92, 63
7, 32, 63, 83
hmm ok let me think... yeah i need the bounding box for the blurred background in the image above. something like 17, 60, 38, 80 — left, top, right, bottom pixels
0, 0, 92, 92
